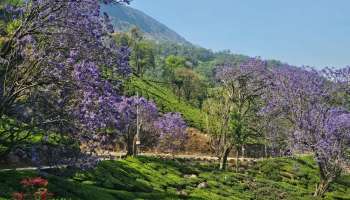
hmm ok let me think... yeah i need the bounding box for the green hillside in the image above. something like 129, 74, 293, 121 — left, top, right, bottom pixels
125, 76, 207, 130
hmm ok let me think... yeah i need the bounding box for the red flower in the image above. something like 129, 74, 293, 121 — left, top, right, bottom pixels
20, 177, 48, 187
12, 192, 24, 200
34, 188, 53, 200
31, 177, 48, 187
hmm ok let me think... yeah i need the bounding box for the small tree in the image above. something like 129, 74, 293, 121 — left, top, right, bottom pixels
203, 87, 233, 169
174, 68, 203, 103
115, 96, 158, 156
155, 112, 187, 156
164, 55, 187, 92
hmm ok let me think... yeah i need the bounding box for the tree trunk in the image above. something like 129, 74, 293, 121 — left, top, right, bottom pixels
314, 161, 332, 196
219, 147, 231, 170
126, 133, 134, 156
126, 142, 133, 156
235, 146, 240, 173
314, 179, 330, 197
132, 135, 138, 156
241, 145, 245, 158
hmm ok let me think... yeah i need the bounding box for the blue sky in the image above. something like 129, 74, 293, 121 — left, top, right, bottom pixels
130, 0, 350, 69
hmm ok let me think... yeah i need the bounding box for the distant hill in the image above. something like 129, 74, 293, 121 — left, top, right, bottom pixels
101, 4, 190, 45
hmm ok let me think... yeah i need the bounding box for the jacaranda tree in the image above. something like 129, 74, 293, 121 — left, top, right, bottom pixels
0, 0, 131, 165
115, 96, 158, 156
155, 112, 187, 155
264, 65, 350, 196
213, 58, 270, 170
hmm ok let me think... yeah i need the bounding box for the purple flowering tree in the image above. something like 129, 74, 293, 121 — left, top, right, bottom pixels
264, 65, 350, 196
0, 0, 131, 165
322, 67, 350, 109
213, 58, 270, 170
155, 112, 187, 155
115, 96, 159, 156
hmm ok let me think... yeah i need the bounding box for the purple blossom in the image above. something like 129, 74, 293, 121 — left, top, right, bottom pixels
155, 113, 187, 154
73, 61, 122, 132
115, 96, 158, 134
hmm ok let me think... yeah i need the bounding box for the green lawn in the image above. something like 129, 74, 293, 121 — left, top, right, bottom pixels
0, 156, 349, 200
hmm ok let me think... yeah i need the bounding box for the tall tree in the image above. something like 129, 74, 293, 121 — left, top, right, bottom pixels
0, 0, 131, 165
212, 58, 270, 170
128, 27, 155, 77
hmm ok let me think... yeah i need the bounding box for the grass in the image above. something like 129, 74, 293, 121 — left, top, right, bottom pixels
0, 156, 349, 200
125, 76, 207, 130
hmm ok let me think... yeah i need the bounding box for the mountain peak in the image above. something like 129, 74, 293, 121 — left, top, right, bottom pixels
101, 4, 190, 45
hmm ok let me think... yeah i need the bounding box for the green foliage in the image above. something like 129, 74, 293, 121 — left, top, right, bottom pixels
0, 156, 349, 200
162, 55, 188, 84
1, 0, 23, 29
115, 28, 156, 77
202, 88, 227, 136
131, 41, 155, 75
0, 20, 5, 30
0, 116, 39, 156
155, 41, 215, 63
0, 115, 76, 158
173, 68, 207, 106
165, 55, 187, 70
0, 0, 24, 7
